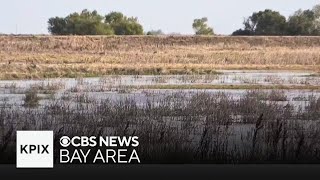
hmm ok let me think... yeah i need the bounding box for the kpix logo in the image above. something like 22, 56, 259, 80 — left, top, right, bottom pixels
16, 131, 53, 168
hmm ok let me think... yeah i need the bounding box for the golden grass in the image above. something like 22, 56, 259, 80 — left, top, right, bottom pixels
0, 35, 320, 79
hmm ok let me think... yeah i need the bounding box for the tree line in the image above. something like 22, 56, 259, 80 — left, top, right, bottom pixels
48, 10, 144, 35
232, 4, 320, 36
48, 4, 320, 36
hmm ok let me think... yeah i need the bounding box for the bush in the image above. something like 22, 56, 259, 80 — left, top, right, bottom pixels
23, 89, 40, 108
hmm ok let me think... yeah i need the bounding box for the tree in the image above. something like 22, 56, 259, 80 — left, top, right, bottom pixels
69, 10, 114, 35
48, 9, 114, 35
48, 17, 68, 35
287, 9, 319, 35
192, 17, 214, 35
286, 4, 320, 36
105, 12, 144, 35
313, 4, 320, 17
48, 10, 143, 35
313, 4, 320, 30
232, 5, 320, 36
232, 29, 253, 36
234, 9, 287, 36
146, 29, 164, 35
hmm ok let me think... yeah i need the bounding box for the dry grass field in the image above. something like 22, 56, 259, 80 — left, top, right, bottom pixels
0, 35, 320, 79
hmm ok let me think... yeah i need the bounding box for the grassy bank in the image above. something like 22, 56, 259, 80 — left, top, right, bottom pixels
0, 35, 320, 79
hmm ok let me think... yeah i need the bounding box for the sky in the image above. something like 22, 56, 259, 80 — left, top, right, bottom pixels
0, 0, 319, 35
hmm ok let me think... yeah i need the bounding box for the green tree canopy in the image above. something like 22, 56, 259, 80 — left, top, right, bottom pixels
146, 29, 164, 35
48, 10, 143, 35
48, 9, 113, 35
232, 29, 254, 36
287, 9, 320, 35
313, 5, 320, 30
105, 12, 144, 35
233, 9, 287, 36
48, 17, 68, 35
233, 4, 320, 36
192, 17, 214, 35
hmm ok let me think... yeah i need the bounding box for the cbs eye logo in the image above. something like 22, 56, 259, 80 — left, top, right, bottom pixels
59, 136, 97, 147
60, 136, 71, 147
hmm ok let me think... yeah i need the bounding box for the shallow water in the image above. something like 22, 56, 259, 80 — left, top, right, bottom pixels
0, 71, 319, 110
1, 72, 319, 162
0, 70, 318, 89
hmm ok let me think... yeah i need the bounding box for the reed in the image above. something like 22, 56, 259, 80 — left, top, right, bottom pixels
0, 90, 319, 163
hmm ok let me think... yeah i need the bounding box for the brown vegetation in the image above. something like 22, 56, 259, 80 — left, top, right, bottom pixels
1, 90, 320, 163
0, 35, 319, 79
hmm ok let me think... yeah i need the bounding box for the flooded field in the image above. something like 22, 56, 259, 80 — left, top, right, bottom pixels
0, 70, 319, 107
0, 70, 318, 88
0, 70, 319, 163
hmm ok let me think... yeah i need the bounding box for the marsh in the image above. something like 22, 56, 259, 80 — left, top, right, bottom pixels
0, 72, 319, 164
